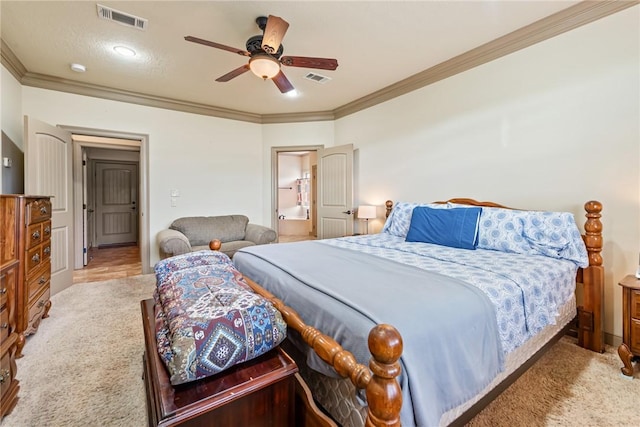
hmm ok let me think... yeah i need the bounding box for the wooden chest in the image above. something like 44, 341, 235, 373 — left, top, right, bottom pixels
141, 299, 298, 427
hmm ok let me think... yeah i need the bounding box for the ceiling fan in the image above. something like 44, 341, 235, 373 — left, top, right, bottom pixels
185, 15, 338, 94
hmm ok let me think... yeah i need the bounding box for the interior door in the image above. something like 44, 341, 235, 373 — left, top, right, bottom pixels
82, 150, 89, 265
24, 116, 74, 294
317, 144, 354, 239
95, 161, 138, 246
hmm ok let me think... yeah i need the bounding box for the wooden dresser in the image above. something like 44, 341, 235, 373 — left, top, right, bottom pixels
618, 274, 640, 376
1, 197, 21, 418
0, 195, 52, 360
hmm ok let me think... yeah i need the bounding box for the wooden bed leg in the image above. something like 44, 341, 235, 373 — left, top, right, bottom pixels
365, 324, 403, 427
578, 201, 605, 353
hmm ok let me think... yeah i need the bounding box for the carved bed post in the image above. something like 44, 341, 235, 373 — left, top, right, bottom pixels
578, 200, 605, 353
365, 325, 403, 427
385, 200, 393, 219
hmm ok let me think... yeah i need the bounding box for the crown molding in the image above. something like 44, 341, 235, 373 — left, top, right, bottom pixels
19, 71, 263, 124
2, 1, 637, 124
334, 0, 639, 119
1, 39, 27, 81
261, 110, 335, 124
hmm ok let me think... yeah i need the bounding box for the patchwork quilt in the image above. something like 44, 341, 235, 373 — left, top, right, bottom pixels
153, 250, 287, 385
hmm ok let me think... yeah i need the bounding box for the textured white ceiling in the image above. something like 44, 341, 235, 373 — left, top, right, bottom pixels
1, 1, 582, 116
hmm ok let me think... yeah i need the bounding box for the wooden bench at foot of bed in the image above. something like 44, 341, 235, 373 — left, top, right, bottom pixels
140, 298, 337, 427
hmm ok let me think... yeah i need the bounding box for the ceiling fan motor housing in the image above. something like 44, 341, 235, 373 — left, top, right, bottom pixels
246, 35, 283, 58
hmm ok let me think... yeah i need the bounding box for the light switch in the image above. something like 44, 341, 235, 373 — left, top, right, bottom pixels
170, 189, 180, 197
170, 197, 177, 207
2, 157, 12, 168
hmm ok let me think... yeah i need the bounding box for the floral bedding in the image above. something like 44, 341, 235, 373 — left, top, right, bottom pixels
153, 250, 287, 385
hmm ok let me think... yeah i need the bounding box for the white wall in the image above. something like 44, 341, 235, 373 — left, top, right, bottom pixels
335, 7, 640, 339
19, 87, 262, 267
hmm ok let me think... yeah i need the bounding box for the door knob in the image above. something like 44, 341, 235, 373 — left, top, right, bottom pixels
342, 210, 353, 215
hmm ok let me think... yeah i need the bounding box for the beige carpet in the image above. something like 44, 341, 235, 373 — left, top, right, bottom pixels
1, 274, 638, 427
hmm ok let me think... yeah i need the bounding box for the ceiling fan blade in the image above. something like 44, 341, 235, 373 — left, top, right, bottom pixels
261, 15, 289, 54
272, 71, 295, 93
184, 36, 250, 57
280, 56, 338, 71
216, 65, 250, 82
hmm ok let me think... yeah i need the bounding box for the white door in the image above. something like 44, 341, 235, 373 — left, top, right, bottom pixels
317, 144, 354, 239
24, 116, 74, 295
82, 150, 89, 265
95, 161, 138, 246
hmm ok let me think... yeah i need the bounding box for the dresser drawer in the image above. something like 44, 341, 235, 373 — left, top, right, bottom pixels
26, 287, 50, 336
1, 351, 11, 398
630, 318, 640, 355
0, 268, 17, 310
27, 262, 50, 301
26, 220, 51, 250
25, 242, 51, 278
26, 199, 52, 225
631, 290, 640, 319
0, 306, 9, 343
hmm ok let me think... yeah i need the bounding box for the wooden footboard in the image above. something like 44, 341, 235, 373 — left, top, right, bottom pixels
242, 276, 403, 427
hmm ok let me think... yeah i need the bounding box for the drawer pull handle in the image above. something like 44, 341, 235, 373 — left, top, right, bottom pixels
0, 288, 6, 295
32, 253, 40, 263
44, 247, 51, 255
32, 231, 41, 240
0, 369, 9, 384
39, 276, 46, 285
40, 207, 48, 215
38, 300, 45, 308
0, 322, 7, 329
44, 226, 51, 235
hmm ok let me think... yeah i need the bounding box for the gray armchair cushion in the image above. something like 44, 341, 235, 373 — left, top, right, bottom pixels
170, 215, 249, 245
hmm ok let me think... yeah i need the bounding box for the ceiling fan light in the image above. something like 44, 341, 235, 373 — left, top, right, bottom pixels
249, 54, 280, 79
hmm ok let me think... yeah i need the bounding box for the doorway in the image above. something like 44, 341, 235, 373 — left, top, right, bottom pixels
271, 145, 322, 240
68, 131, 150, 274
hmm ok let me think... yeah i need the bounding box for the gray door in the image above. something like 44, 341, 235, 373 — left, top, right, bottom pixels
95, 161, 138, 246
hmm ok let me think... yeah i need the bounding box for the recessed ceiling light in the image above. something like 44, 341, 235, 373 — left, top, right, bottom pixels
285, 89, 299, 98
70, 63, 86, 73
113, 46, 136, 57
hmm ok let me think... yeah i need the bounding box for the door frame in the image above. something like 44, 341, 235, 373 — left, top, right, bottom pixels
64, 126, 151, 274
271, 145, 322, 235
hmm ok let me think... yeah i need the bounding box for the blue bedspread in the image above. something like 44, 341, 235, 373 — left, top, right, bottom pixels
234, 241, 505, 427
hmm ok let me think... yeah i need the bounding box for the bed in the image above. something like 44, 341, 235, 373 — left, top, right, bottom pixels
232, 198, 605, 427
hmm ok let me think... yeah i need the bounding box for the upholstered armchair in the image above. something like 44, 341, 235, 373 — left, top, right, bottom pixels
157, 215, 277, 259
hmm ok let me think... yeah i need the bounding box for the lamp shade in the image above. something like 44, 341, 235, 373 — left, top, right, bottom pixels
249, 54, 281, 79
357, 205, 376, 219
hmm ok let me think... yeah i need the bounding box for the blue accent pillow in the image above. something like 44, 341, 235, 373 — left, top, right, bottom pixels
405, 207, 482, 250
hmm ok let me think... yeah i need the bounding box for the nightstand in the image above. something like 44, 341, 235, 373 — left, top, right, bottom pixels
618, 275, 640, 376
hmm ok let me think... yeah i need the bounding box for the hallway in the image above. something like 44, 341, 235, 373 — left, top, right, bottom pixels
72, 245, 142, 284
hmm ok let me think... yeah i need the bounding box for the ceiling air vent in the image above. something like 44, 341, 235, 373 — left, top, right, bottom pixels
97, 4, 148, 30
304, 72, 331, 84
